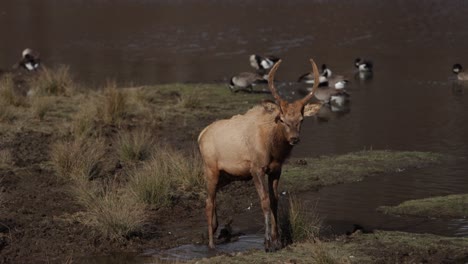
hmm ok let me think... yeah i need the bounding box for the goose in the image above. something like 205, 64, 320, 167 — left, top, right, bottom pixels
228, 72, 267, 93
298, 64, 331, 85
249, 54, 280, 71
18, 48, 41, 71
354, 58, 373, 72
452, 64, 468, 81
311, 86, 350, 106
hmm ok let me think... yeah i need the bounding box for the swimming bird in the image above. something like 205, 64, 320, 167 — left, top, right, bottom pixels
452, 64, 468, 81
17, 48, 41, 71
229, 72, 267, 93
298, 64, 331, 85
249, 54, 280, 72
354, 58, 373, 72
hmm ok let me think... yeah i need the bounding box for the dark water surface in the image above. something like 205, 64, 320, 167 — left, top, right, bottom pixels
3, 0, 468, 262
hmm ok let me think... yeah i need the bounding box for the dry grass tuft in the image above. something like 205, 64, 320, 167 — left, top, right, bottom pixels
289, 196, 323, 242
71, 100, 98, 138
29, 65, 74, 96
30, 96, 54, 120
130, 145, 204, 207
73, 180, 146, 239
116, 129, 154, 163
0, 74, 25, 106
99, 81, 127, 125
0, 104, 15, 123
310, 240, 345, 264
50, 138, 106, 181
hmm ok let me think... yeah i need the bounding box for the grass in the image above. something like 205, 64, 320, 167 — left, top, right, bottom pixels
115, 129, 154, 163
50, 138, 106, 181
73, 180, 146, 239
282, 150, 444, 192
129, 145, 204, 207
0, 74, 25, 107
30, 96, 54, 120
29, 65, 74, 96
71, 99, 98, 138
195, 231, 468, 264
288, 196, 322, 242
0, 104, 15, 123
378, 194, 468, 218
178, 92, 202, 108
99, 82, 127, 125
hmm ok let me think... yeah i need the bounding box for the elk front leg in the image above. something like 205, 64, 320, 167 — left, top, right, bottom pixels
205, 167, 219, 249
252, 167, 275, 252
268, 170, 281, 250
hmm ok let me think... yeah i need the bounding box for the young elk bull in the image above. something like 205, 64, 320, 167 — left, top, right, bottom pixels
198, 59, 321, 252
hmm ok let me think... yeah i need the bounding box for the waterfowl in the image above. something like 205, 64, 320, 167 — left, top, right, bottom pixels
354, 58, 373, 72
228, 72, 267, 93
249, 54, 280, 71
452, 64, 468, 81
311, 87, 350, 106
17, 48, 41, 71
298, 64, 331, 85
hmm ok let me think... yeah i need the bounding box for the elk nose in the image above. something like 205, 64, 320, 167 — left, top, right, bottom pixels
290, 137, 300, 145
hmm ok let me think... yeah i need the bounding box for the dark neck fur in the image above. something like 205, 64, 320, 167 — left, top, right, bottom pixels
271, 123, 293, 163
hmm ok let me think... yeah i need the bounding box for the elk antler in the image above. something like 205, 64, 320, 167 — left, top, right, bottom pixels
267, 60, 283, 104
300, 59, 320, 105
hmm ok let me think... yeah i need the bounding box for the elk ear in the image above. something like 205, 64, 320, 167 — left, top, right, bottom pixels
303, 103, 322, 117
262, 99, 280, 113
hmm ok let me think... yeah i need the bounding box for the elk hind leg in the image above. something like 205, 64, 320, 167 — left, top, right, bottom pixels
205, 166, 219, 249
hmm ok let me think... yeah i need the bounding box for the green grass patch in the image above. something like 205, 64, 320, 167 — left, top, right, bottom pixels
378, 194, 468, 218
282, 150, 444, 192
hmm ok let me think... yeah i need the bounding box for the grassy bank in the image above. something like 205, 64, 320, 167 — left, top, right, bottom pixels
378, 194, 468, 218
196, 231, 468, 264
282, 150, 444, 192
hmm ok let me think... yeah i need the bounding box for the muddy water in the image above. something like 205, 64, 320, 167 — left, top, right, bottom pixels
3, 0, 468, 261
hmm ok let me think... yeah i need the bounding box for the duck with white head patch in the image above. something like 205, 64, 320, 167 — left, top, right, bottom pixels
17, 48, 41, 71
354, 58, 373, 72
452, 64, 468, 81
249, 54, 280, 73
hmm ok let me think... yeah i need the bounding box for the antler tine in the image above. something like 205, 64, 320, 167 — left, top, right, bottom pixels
300, 59, 320, 105
267, 59, 283, 103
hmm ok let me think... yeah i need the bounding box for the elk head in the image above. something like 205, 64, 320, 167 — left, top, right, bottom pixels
265, 59, 321, 145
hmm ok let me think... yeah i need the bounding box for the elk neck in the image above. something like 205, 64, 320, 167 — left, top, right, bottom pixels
270, 122, 294, 163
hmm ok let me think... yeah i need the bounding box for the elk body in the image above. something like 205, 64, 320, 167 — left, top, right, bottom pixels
198, 59, 321, 251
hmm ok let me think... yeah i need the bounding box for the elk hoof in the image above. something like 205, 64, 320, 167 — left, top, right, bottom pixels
264, 239, 281, 252
208, 242, 216, 250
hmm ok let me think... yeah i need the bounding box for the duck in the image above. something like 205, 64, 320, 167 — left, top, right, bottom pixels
354, 58, 373, 72
228, 72, 267, 93
298, 64, 331, 85
249, 54, 280, 72
452, 64, 468, 81
16, 48, 41, 71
